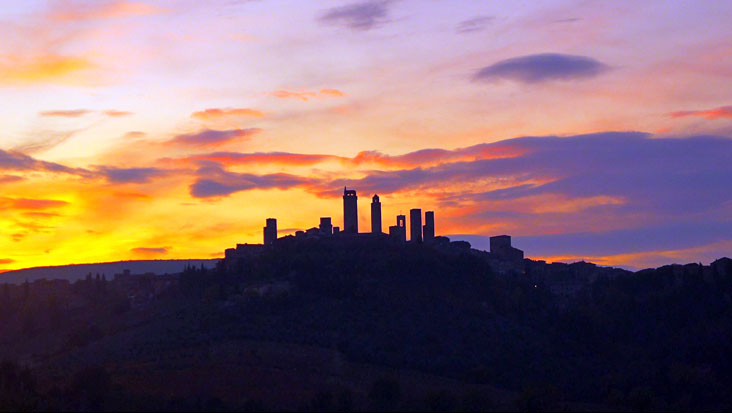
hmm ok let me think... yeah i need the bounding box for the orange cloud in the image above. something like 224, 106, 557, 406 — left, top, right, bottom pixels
0, 197, 69, 210
104, 110, 133, 117
39, 109, 92, 117
0, 54, 94, 85
124, 131, 146, 139
50, 1, 164, 21
319, 88, 346, 97
669, 105, 732, 120
269, 89, 346, 101
192, 108, 265, 121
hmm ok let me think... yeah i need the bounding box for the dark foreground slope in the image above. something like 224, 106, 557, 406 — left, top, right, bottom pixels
0, 259, 220, 284
0, 238, 730, 411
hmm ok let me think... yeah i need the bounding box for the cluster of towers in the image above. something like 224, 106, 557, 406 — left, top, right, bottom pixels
343, 187, 435, 243
263, 187, 436, 245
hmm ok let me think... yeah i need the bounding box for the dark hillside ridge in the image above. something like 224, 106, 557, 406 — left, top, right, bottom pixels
0, 259, 220, 284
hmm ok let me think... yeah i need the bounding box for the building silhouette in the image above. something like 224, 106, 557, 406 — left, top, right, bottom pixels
423, 211, 435, 242
490, 235, 524, 261
410, 208, 422, 242
320, 217, 332, 235
371, 194, 382, 234
389, 214, 407, 242
263, 218, 277, 245
343, 187, 358, 233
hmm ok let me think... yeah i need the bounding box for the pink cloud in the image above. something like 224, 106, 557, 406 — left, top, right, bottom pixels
669, 105, 732, 120
191, 108, 265, 121
269, 89, 346, 101
49, 1, 164, 21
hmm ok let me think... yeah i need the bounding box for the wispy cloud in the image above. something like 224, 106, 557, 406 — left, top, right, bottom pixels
169, 128, 261, 147
190, 164, 309, 198
318, 0, 392, 30
104, 110, 133, 117
0, 175, 24, 184
96, 166, 170, 183
39, 109, 92, 117
669, 105, 732, 120
131, 247, 169, 255
474, 53, 609, 83
0, 197, 69, 210
49, 1, 164, 22
456, 16, 494, 33
192, 108, 265, 121
0, 55, 95, 85
269, 89, 346, 101
0, 148, 90, 175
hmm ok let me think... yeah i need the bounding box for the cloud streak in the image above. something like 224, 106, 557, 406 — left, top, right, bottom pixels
474, 53, 609, 83
669, 105, 732, 120
169, 128, 261, 147
191, 108, 265, 121
456, 16, 494, 33
269, 89, 346, 101
39, 109, 92, 117
318, 0, 391, 30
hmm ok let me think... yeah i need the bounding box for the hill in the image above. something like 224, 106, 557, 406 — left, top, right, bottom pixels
0, 236, 730, 411
0, 259, 220, 284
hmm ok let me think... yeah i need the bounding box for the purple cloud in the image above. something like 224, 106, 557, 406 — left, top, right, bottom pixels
131, 247, 168, 255
190, 164, 310, 198
474, 53, 609, 83
456, 16, 494, 33
97, 166, 169, 183
170, 128, 261, 147
0, 148, 90, 175
0, 174, 24, 184
319, 0, 391, 30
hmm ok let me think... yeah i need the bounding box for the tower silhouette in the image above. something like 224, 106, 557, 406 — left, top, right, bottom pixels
423, 211, 435, 241
410, 208, 422, 242
371, 194, 382, 234
343, 187, 358, 233
263, 218, 277, 245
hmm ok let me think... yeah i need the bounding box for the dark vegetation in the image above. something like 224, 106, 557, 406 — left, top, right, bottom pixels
0, 238, 731, 411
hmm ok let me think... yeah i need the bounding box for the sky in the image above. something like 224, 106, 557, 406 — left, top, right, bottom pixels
0, 0, 731, 271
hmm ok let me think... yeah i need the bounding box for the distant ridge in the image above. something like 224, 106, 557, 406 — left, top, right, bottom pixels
0, 259, 221, 285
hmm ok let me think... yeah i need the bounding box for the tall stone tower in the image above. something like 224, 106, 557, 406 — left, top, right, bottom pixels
423, 211, 435, 241
410, 208, 422, 242
343, 187, 358, 233
371, 194, 382, 234
263, 218, 277, 245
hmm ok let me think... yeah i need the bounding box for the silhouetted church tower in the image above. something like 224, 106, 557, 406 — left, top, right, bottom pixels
371, 194, 382, 234
343, 187, 358, 233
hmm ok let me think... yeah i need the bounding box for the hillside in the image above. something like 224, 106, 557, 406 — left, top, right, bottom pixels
0, 237, 730, 411
0, 259, 220, 284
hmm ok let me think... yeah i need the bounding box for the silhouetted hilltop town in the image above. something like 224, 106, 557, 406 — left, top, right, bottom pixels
222, 187, 634, 294
226, 187, 525, 270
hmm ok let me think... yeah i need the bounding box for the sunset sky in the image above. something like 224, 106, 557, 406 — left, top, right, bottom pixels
1, 0, 731, 271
